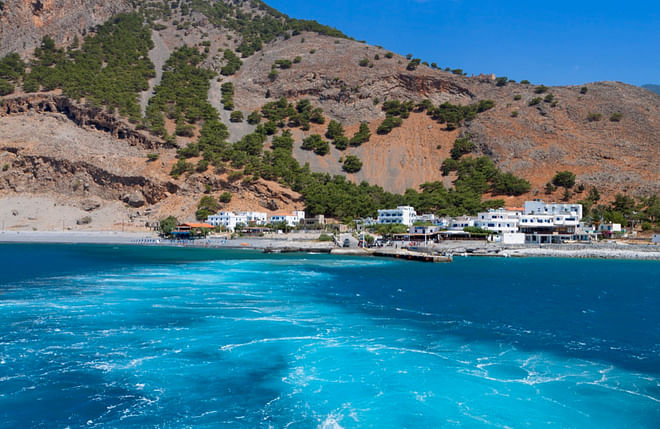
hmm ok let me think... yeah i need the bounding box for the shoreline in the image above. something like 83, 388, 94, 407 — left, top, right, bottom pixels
1, 230, 659, 261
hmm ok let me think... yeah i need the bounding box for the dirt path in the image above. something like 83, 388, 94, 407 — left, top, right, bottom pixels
140, 30, 170, 115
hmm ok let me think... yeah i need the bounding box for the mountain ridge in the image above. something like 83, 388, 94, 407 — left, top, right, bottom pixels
0, 0, 658, 231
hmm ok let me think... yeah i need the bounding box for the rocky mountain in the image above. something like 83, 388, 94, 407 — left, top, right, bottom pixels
642, 84, 660, 96
0, 0, 658, 231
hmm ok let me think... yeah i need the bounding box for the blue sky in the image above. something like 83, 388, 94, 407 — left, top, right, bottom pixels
267, 0, 659, 86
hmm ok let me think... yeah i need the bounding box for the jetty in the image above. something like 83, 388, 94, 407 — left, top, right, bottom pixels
330, 247, 452, 263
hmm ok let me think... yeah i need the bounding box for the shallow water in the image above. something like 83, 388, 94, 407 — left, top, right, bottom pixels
1, 244, 659, 427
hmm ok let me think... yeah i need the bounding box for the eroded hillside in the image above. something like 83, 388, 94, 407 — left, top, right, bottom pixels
0, 0, 658, 230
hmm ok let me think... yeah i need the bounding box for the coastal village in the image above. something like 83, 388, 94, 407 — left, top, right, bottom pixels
169, 199, 625, 244
141, 198, 660, 262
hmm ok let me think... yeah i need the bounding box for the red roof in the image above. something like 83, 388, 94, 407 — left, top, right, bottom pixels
181, 223, 213, 228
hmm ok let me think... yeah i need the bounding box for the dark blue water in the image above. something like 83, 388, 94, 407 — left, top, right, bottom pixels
1, 244, 658, 427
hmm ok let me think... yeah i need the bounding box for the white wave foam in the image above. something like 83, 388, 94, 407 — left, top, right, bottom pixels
220, 336, 325, 352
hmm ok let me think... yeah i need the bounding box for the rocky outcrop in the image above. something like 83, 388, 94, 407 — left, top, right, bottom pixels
1, 94, 173, 149
0, 0, 132, 56
0, 150, 179, 204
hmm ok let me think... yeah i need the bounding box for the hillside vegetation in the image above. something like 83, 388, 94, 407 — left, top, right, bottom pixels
0, 0, 658, 231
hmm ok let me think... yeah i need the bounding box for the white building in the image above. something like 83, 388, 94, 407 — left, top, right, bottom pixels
524, 200, 583, 220
269, 211, 304, 227
475, 208, 521, 234
652, 234, 660, 244
414, 213, 437, 224
237, 211, 268, 225
519, 200, 583, 244
409, 225, 441, 235
448, 216, 476, 231
377, 206, 417, 226
206, 212, 248, 231
598, 223, 622, 236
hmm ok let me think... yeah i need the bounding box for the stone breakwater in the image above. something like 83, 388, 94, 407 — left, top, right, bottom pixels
426, 242, 660, 260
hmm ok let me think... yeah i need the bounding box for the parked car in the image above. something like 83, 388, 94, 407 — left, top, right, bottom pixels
343, 238, 351, 247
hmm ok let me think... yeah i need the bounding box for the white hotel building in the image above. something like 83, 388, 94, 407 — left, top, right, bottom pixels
475, 208, 522, 234
519, 200, 583, 243
377, 206, 417, 226
206, 212, 248, 231
269, 210, 306, 227
239, 211, 268, 225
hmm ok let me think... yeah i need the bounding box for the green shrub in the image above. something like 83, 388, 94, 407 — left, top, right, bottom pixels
219, 191, 232, 203
2, 163, 9, 171
271, 130, 294, 151
359, 58, 369, 67
350, 122, 371, 146
160, 216, 178, 235
301, 134, 329, 155
268, 69, 279, 80
325, 120, 345, 140
170, 159, 194, 178
342, 155, 363, 173
22, 79, 39, 93
318, 233, 333, 242
196, 159, 209, 172
385, 52, 394, 58
274, 59, 292, 69
544, 93, 554, 103
495, 76, 508, 86
587, 112, 602, 122
146, 153, 159, 161
520, 80, 530, 84
580, 86, 588, 94
196, 196, 220, 220
293, 56, 302, 63
552, 170, 576, 188
376, 116, 403, 134
247, 110, 262, 125
0, 78, 14, 96
406, 58, 421, 71
511, 110, 519, 117
491, 172, 531, 196
333, 136, 349, 150
450, 136, 475, 160
513, 94, 522, 100
221, 49, 242, 75
534, 85, 549, 94
610, 112, 623, 122
0, 53, 25, 80
529, 97, 542, 106
230, 111, 244, 122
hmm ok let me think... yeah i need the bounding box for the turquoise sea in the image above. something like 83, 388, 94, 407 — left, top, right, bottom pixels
0, 244, 658, 427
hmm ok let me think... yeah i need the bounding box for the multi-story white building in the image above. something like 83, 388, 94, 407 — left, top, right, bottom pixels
519, 200, 583, 243
206, 212, 248, 231
377, 206, 417, 226
524, 200, 583, 220
237, 211, 268, 225
269, 211, 305, 227
475, 208, 521, 234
